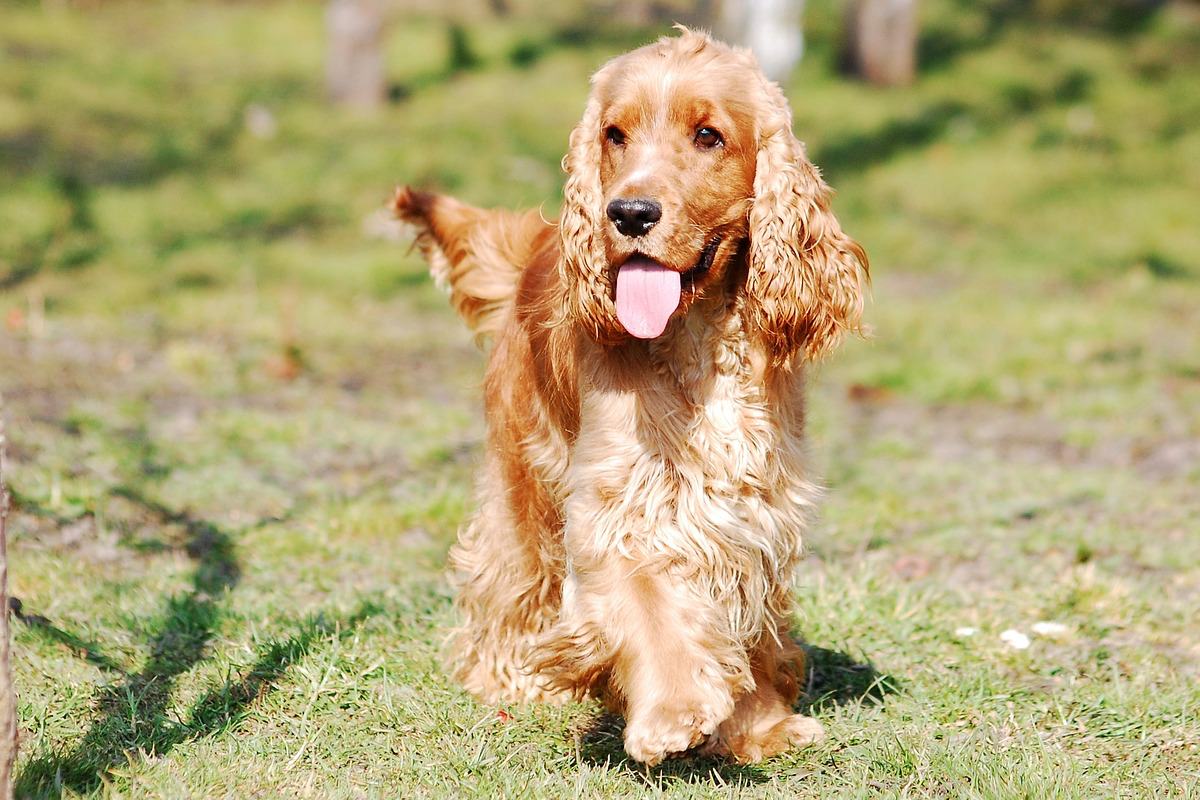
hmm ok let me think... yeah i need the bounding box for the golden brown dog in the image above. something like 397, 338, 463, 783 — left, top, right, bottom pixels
394, 28, 867, 765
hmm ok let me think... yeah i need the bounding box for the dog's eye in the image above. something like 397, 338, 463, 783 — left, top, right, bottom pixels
604, 126, 626, 146
694, 127, 723, 149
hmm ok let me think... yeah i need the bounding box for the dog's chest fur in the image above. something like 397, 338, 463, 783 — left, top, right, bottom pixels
562, 302, 817, 638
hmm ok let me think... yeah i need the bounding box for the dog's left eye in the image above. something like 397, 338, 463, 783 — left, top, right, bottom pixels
605, 126, 626, 146
694, 127, 723, 149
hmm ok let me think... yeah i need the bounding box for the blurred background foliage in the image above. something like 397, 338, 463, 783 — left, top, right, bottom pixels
2, 0, 1197, 409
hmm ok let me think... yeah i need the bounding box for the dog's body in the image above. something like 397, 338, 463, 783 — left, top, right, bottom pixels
395, 29, 867, 765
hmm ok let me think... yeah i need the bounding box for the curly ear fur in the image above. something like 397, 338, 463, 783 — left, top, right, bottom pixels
744, 78, 869, 365
557, 70, 626, 344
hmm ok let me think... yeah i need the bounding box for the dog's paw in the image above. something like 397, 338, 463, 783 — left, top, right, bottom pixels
703, 713, 825, 764
623, 701, 728, 766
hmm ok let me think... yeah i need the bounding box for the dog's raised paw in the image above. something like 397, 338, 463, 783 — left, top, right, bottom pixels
623, 704, 725, 766
709, 713, 826, 764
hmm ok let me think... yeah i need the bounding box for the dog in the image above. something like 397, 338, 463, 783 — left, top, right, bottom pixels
394, 27, 868, 765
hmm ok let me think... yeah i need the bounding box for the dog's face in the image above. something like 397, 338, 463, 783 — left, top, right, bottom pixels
560, 30, 868, 362
594, 51, 758, 338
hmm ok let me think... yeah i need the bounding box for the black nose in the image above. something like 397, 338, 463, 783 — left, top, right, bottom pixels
606, 198, 662, 238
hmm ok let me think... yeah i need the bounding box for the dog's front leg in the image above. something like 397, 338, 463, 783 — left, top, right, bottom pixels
567, 550, 744, 766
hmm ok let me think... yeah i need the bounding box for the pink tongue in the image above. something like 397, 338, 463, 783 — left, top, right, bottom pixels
615, 258, 681, 339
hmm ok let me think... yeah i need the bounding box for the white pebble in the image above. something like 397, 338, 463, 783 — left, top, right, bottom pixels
1032, 621, 1069, 638
244, 103, 278, 139
954, 626, 978, 637
1000, 629, 1031, 650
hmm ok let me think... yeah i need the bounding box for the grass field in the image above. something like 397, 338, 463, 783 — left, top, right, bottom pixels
2, 1, 1199, 797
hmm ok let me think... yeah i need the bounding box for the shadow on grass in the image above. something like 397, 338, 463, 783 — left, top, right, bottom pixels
16, 604, 382, 799
390, 17, 651, 99
9, 599, 124, 674
918, 0, 1166, 74
573, 642, 896, 787
574, 712, 776, 788
799, 645, 899, 714
917, 0, 1027, 75
12, 481, 382, 798
814, 67, 1093, 181
0, 75, 306, 290
15, 485, 238, 796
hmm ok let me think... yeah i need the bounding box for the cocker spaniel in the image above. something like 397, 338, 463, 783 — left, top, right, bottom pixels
393, 28, 868, 765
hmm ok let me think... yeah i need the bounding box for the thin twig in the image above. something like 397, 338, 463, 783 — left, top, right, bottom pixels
0, 410, 16, 799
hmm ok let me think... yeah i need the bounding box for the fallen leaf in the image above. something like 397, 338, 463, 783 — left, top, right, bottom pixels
848, 383, 893, 403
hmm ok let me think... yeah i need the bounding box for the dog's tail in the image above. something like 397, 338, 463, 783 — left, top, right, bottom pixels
392, 186, 550, 340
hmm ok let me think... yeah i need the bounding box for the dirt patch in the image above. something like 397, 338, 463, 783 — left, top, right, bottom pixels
844, 388, 1200, 480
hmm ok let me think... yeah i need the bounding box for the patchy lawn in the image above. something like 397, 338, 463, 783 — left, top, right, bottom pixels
1, 1, 1198, 797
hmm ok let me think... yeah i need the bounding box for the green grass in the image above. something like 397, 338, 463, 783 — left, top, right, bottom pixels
2, 1, 1198, 797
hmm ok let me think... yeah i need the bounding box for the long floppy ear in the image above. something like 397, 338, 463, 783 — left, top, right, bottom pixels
744, 80, 869, 365
556, 71, 624, 343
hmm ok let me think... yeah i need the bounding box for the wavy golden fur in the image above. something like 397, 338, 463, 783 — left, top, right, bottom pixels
393, 28, 868, 765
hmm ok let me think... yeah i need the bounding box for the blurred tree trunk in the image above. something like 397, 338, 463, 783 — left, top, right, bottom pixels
0, 417, 15, 800
718, 0, 804, 83
326, 0, 387, 110
844, 0, 917, 86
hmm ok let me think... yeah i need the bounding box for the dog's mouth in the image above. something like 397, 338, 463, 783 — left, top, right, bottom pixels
681, 236, 723, 290
614, 237, 723, 340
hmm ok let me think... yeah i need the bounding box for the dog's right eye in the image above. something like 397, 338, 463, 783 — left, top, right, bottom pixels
694, 127, 724, 149
604, 126, 626, 146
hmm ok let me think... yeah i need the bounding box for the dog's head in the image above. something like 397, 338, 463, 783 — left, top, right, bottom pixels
559, 28, 868, 363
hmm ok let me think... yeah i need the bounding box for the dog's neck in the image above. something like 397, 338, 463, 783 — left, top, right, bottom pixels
641, 250, 761, 395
